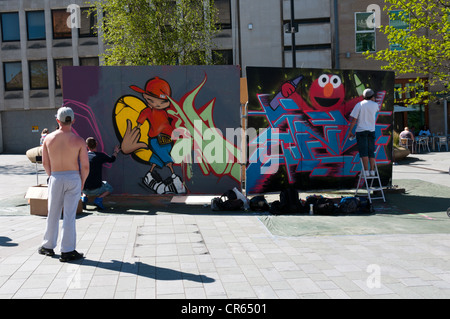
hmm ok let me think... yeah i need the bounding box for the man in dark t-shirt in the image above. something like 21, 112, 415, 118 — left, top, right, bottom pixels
82, 137, 120, 209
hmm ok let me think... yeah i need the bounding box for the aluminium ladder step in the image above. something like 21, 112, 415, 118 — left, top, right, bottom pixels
355, 159, 386, 203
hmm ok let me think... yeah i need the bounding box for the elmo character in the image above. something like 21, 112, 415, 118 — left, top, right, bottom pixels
281, 74, 363, 115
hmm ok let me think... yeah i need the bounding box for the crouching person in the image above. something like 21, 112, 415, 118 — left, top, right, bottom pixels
81, 137, 120, 210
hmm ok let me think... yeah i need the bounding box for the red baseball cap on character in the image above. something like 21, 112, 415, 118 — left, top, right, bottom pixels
130, 77, 171, 100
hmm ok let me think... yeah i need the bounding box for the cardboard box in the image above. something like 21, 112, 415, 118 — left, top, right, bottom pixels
25, 184, 83, 216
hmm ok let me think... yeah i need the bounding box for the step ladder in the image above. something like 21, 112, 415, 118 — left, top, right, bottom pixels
355, 159, 385, 203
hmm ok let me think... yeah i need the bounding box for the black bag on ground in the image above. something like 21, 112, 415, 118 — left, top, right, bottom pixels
211, 190, 243, 211
270, 188, 305, 215
305, 195, 337, 215
280, 188, 301, 214
250, 196, 270, 211
222, 199, 244, 210
269, 200, 282, 215
211, 197, 224, 211
315, 197, 336, 215
305, 195, 322, 207
338, 196, 359, 214
222, 189, 237, 201
356, 196, 374, 213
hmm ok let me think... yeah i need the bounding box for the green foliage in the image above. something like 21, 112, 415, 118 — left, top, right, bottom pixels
365, 0, 450, 104
87, 0, 220, 66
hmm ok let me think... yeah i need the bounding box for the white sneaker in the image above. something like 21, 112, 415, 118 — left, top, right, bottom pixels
365, 170, 370, 177
154, 174, 186, 194
155, 182, 171, 194
171, 174, 186, 194
143, 173, 157, 191
143, 171, 162, 192
370, 170, 376, 177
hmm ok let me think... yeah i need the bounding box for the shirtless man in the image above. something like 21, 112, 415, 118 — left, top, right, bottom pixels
38, 107, 89, 262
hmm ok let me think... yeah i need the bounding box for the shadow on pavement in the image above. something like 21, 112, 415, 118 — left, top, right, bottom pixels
0, 236, 18, 247
78, 259, 215, 283
385, 193, 450, 216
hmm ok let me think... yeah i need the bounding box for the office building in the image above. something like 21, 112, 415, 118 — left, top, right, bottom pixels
0, 0, 446, 153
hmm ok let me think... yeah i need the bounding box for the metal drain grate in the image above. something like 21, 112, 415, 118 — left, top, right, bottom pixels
133, 223, 209, 258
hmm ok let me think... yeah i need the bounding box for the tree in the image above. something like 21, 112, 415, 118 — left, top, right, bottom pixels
88, 0, 221, 66
366, 0, 450, 104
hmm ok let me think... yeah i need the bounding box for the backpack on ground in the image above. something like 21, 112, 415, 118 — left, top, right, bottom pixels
315, 197, 337, 215
338, 196, 359, 214
305, 194, 323, 207
305, 195, 336, 215
211, 189, 244, 211
211, 197, 224, 211
270, 187, 305, 215
355, 196, 374, 213
250, 196, 270, 212
269, 200, 282, 215
222, 189, 237, 200
280, 188, 301, 214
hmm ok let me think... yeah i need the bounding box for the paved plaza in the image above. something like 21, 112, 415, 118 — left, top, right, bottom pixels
0, 152, 449, 300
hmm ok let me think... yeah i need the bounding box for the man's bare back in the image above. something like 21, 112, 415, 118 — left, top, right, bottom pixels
42, 126, 89, 189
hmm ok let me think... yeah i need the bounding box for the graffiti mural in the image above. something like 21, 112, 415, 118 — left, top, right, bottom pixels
245, 67, 394, 194
114, 76, 187, 194
62, 65, 241, 195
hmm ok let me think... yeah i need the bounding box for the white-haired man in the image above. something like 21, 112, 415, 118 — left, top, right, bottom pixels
38, 107, 89, 262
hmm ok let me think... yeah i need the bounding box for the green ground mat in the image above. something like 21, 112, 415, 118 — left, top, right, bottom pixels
2, 179, 449, 238
258, 179, 450, 237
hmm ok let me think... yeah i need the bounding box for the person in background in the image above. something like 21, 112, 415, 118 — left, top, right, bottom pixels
40, 128, 48, 145
400, 126, 415, 139
81, 137, 120, 210
400, 126, 415, 153
419, 125, 431, 137
38, 107, 89, 262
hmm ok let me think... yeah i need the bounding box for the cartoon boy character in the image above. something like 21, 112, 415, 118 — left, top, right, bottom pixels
122, 77, 185, 194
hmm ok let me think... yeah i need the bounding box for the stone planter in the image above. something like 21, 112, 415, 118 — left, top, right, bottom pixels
393, 146, 410, 162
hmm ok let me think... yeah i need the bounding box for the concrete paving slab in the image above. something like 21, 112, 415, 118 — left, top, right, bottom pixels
0, 152, 449, 303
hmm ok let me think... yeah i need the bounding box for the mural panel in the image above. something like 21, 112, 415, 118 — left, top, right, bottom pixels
62, 65, 241, 195
245, 67, 394, 194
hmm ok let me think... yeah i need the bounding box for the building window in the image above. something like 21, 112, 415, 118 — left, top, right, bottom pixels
3, 62, 23, 91
27, 11, 46, 40
215, 0, 231, 29
1, 12, 20, 42
355, 12, 376, 53
389, 10, 409, 51
394, 78, 426, 103
52, 7, 97, 39
52, 9, 71, 39
54, 59, 73, 88
79, 7, 97, 37
394, 83, 402, 100
213, 50, 233, 65
80, 57, 99, 66
29, 60, 48, 89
